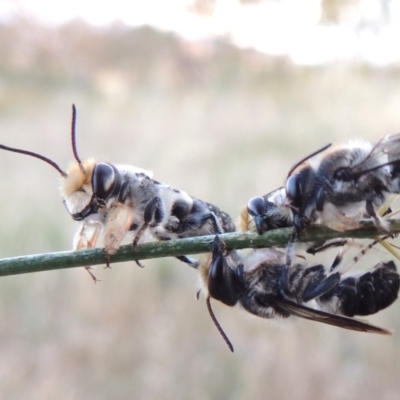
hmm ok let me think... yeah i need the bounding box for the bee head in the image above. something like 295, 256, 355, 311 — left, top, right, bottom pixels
0, 105, 114, 221
61, 158, 96, 219
198, 235, 243, 353
206, 235, 244, 306
61, 107, 120, 220
246, 196, 268, 234
285, 142, 332, 209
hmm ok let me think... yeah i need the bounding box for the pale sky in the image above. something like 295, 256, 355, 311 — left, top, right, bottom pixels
2, 0, 399, 66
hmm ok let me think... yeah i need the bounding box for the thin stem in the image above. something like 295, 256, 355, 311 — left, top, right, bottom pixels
1, 220, 400, 277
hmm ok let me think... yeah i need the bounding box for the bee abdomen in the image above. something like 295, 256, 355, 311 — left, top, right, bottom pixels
319, 261, 400, 317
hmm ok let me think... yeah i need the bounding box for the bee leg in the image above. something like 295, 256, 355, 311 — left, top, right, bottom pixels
132, 196, 164, 249
84, 266, 101, 283
105, 253, 111, 269
292, 212, 307, 236
103, 204, 134, 265
132, 223, 149, 249
280, 264, 340, 303
196, 289, 201, 300
330, 251, 344, 272
306, 239, 348, 255
366, 196, 392, 236
302, 271, 341, 302
135, 260, 145, 268
176, 255, 199, 268
382, 207, 393, 217
73, 220, 102, 282
285, 234, 296, 266
131, 197, 163, 267
198, 212, 224, 234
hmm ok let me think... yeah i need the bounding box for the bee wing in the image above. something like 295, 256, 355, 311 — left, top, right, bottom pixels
350, 133, 400, 177
379, 133, 400, 157
272, 297, 392, 335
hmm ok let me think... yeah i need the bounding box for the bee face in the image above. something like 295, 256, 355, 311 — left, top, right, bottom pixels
61, 158, 96, 218
61, 160, 124, 221
242, 189, 294, 235
246, 196, 267, 234
205, 236, 244, 306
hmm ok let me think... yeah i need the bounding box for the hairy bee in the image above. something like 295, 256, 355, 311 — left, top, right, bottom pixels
243, 136, 400, 237
240, 186, 349, 266
240, 187, 292, 234
199, 236, 399, 352
0, 105, 235, 281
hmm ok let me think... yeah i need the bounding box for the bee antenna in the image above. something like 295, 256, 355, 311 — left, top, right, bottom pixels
0, 144, 67, 177
70, 104, 85, 173
287, 143, 332, 178
206, 296, 234, 353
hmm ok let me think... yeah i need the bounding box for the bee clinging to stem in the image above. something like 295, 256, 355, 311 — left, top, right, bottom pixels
241, 135, 400, 264
0, 105, 236, 281
199, 236, 399, 352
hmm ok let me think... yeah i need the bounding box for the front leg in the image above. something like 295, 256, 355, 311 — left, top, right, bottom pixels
285, 212, 305, 266
103, 204, 134, 260
196, 211, 224, 234
366, 194, 391, 235
73, 219, 103, 282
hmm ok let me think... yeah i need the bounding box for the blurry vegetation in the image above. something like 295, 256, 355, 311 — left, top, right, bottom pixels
0, 17, 292, 93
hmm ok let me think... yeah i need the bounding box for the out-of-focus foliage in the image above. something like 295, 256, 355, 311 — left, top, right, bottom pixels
0, 16, 400, 400
320, 0, 359, 23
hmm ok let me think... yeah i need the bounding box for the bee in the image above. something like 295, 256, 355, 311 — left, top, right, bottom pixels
240, 187, 292, 234
240, 187, 348, 265
243, 136, 400, 238
0, 105, 235, 281
198, 236, 400, 352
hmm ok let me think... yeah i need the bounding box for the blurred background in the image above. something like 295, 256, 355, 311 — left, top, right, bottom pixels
1, 0, 400, 399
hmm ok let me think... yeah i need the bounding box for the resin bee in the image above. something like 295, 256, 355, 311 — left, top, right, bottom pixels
243, 136, 400, 236
0, 105, 235, 281
198, 236, 399, 352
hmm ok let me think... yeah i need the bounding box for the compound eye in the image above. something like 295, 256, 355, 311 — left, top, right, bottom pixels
247, 196, 265, 217
208, 254, 237, 306
286, 174, 301, 203
92, 163, 116, 200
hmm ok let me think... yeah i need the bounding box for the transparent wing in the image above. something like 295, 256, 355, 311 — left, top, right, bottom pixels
350, 133, 400, 177
272, 297, 392, 335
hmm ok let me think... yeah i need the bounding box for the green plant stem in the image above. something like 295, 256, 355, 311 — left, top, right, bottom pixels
1, 220, 400, 277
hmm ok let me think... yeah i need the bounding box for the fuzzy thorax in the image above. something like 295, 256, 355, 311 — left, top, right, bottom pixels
238, 206, 254, 232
